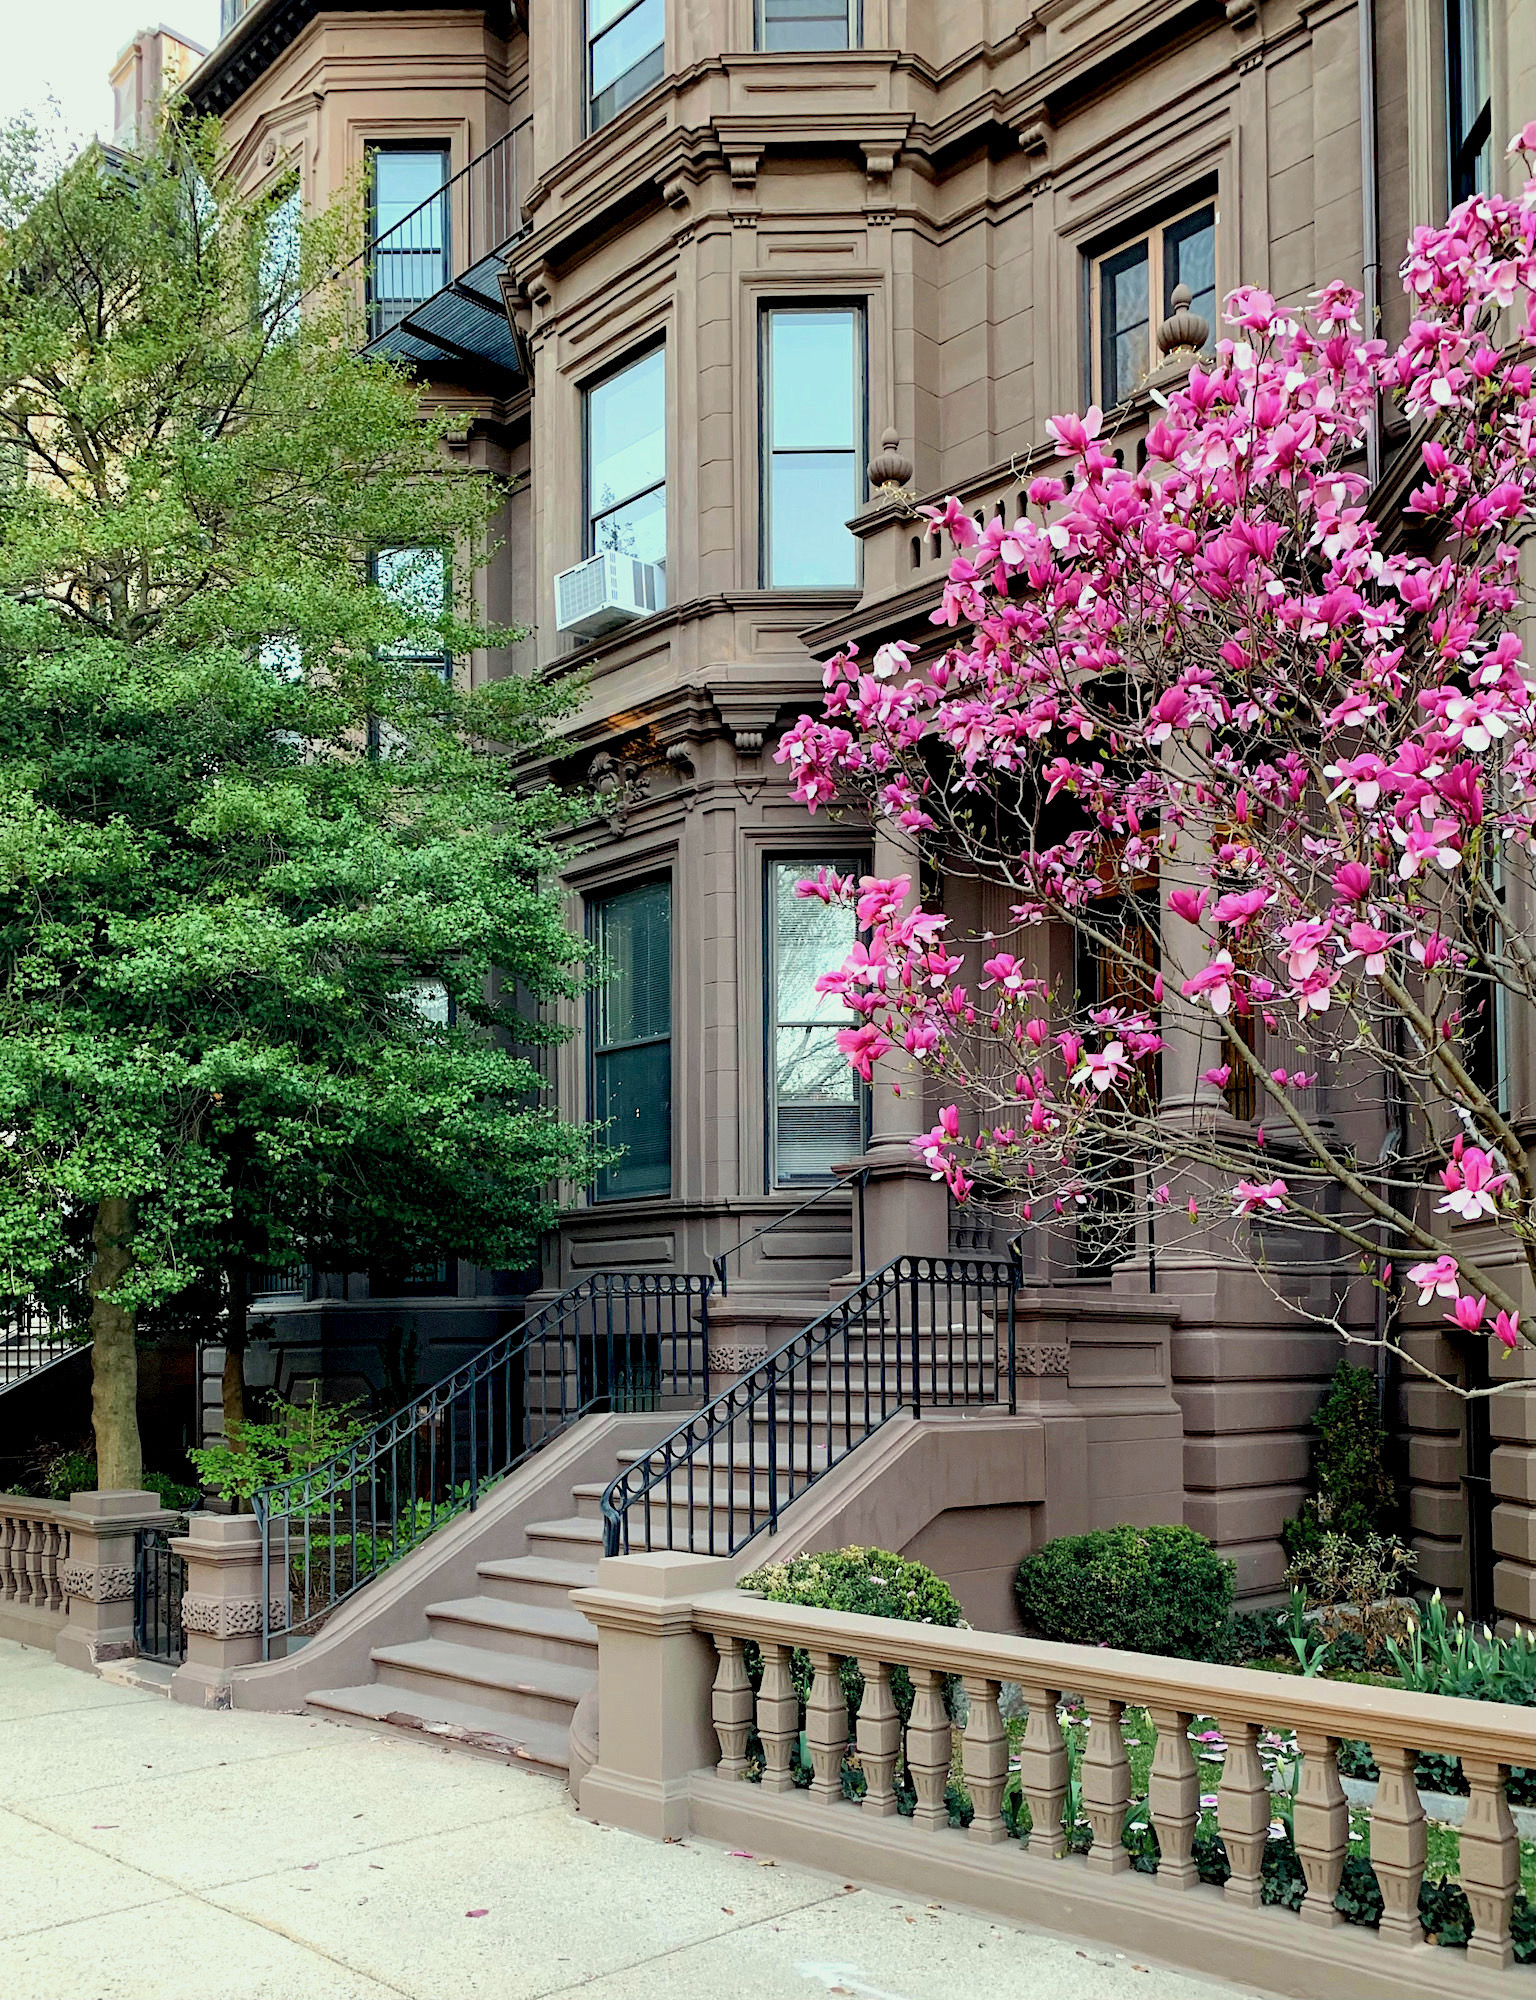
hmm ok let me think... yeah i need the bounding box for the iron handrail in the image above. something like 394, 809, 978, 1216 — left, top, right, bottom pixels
711, 1167, 868, 1298
253, 1269, 712, 1656
601, 1252, 1019, 1560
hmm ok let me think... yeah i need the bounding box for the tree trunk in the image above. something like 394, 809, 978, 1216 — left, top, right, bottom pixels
90, 1197, 141, 1491
222, 1267, 248, 1440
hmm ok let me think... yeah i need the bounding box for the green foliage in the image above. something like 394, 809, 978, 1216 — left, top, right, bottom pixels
1386, 1586, 1536, 1705
0, 116, 601, 1372
1227, 1604, 1290, 1663
738, 1545, 965, 1727
1013, 1523, 1235, 1661
141, 1469, 201, 1510
189, 1396, 370, 1504
1282, 1362, 1397, 1562
40, 1447, 98, 1499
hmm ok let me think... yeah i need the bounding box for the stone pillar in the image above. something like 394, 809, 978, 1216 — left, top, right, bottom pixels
851, 822, 949, 1273
570, 1550, 733, 1838
56, 1490, 175, 1674
170, 1513, 278, 1707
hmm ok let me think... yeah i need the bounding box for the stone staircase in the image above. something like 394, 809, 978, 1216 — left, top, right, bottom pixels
306, 1296, 1003, 1775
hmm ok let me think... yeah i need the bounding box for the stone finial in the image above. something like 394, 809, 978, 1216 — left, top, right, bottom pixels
1157, 283, 1211, 362
868, 427, 914, 497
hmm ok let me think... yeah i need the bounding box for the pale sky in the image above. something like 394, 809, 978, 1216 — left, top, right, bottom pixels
3, 0, 222, 155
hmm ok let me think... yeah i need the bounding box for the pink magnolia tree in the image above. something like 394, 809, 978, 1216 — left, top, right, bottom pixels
778, 128, 1536, 1390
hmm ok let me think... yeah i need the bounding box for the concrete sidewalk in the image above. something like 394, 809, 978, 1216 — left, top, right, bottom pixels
0, 1641, 1261, 2000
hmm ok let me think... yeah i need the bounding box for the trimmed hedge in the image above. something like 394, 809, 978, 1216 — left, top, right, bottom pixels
1014, 1523, 1235, 1660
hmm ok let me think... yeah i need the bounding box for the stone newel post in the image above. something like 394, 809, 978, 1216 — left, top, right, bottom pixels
570, 1550, 732, 1838
170, 1512, 279, 1707
57, 1490, 176, 1673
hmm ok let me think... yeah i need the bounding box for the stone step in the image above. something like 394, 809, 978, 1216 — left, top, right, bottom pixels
371, 1637, 593, 1732
522, 1513, 605, 1557
423, 1593, 597, 1668
475, 1553, 598, 1610
306, 1681, 574, 1774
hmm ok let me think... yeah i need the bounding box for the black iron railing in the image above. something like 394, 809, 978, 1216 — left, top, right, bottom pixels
134, 1524, 187, 1664
0, 1302, 78, 1389
252, 1271, 712, 1656
601, 1253, 1018, 1559
712, 1168, 868, 1299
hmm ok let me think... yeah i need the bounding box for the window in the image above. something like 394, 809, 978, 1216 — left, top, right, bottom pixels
259, 177, 301, 340
371, 546, 451, 681
587, 346, 666, 588
757, 0, 855, 49
1091, 199, 1216, 407
761, 306, 864, 588
588, 0, 664, 132
1448, 0, 1492, 202
590, 878, 672, 1201
767, 859, 866, 1182
371, 1256, 456, 1297
366, 145, 450, 338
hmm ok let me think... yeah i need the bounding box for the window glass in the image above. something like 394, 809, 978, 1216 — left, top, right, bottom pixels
1449, 0, 1492, 200
1163, 205, 1217, 336
1099, 242, 1150, 408
759, 0, 853, 51
259, 179, 301, 337
373, 546, 450, 677
1093, 199, 1215, 407
768, 860, 864, 1182
367, 147, 449, 337
763, 307, 863, 588
591, 878, 672, 1201
588, 347, 666, 578
589, 0, 664, 131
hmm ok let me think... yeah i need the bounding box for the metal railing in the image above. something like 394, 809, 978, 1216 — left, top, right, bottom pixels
602, 1253, 1018, 1559
365, 126, 524, 341
252, 1270, 712, 1656
134, 1523, 187, 1664
0, 1302, 79, 1389
711, 1168, 868, 1298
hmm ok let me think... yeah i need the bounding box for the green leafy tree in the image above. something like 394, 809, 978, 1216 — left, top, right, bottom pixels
0, 117, 597, 1487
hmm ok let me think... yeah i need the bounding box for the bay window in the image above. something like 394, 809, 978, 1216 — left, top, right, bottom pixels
767, 858, 866, 1183
588, 0, 664, 132
757, 0, 855, 49
761, 305, 864, 588
1448, 0, 1493, 202
1091, 198, 1216, 407
366, 145, 450, 339
590, 878, 672, 1201
587, 345, 666, 589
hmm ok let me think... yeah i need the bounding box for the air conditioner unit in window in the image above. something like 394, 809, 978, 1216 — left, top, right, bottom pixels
554, 552, 664, 640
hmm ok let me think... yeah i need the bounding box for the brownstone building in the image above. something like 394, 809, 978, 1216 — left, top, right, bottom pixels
184, 0, 1536, 1628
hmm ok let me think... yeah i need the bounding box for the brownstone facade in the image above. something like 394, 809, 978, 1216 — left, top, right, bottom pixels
189, 0, 1536, 1618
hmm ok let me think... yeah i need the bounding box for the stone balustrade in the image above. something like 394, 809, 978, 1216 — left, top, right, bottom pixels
0, 1495, 71, 1647
0, 1489, 180, 1666
573, 1553, 1535, 2000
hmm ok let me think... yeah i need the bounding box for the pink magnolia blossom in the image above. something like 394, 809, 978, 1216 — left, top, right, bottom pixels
1407, 1255, 1460, 1304
1232, 1179, 1289, 1216
1445, 1294, 1488, 1333
1495, 1310, 1521, 1350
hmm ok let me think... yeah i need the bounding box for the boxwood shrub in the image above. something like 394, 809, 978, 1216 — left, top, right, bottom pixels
1014, 1523, 1235, 1660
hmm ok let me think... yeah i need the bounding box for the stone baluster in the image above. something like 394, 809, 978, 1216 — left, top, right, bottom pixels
1147, 1706, 1198, 1889
961, 1674, 1007, 1844
1019, 1683, 1068, 1857
856, 1657, 901, 1816
1369, 1743, 1426, 1944
806, 1650, 848, 1804
1460, 1756, 1519, 1969
1083, 1694, 1131, 1873
41, 1520, 62, 1613
710, 1634, 753, 1779
757, 1642, 799, 1793
906, 1666, 952, 1829
25, 1517, 46, 1606
1293, 1729, 1347, 1927
0, 1512, 13, 1602
1216, 1719, 1268, 1907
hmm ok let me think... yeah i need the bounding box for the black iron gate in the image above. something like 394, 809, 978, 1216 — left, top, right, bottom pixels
134, 1523, 187, 1664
